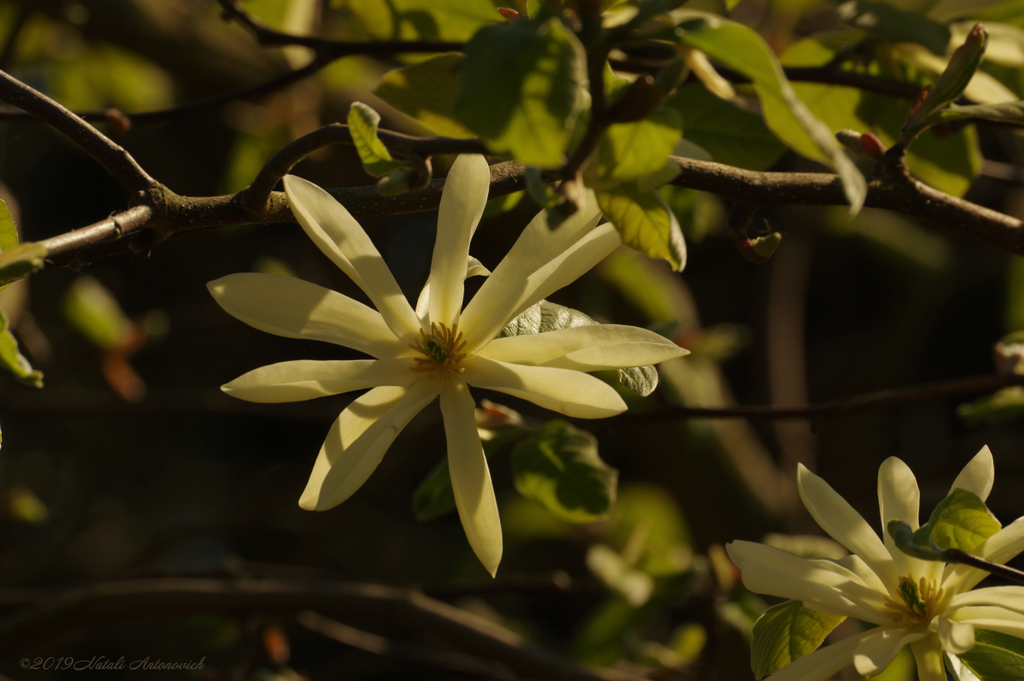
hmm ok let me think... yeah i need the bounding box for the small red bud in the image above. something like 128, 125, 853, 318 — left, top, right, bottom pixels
859, 132, 887, 162
497, 7, 519, 20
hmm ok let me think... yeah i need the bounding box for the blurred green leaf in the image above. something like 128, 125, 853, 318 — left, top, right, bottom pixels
751, 600, 846, 680
0, 309, 41, 388
597, 184, 687, 271
345, 0, 502, 42
374, 54, 475, 138
1004, 255, 1024, 332
837, 1, 951, 55
512, 420, 618, 523
64, 275, 131, 350
347, 102, 409, 178
933, 100, 1024, 126
952, 628, 1024, 680
221, 130, 290, 194
586, 543, 655, 606
454, 16, 586, 167
0, 242, 45, 286
658, 184, 725, 244
827, 207, 951, 273
0, 199, 17, 254
958, 386, 1024, 426
8, 485, 48, 525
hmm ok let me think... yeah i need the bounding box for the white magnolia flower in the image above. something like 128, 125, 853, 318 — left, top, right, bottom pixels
727, 447, 1024, 681
209, 155, 688, 576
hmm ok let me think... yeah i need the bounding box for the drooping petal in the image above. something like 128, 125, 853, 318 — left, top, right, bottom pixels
949, 445, 995, 500
461, 355, 627, 419
726, 541, 891, 624
209, 273, 408, 358
878, 457, 930, 581
932, 616, 975, 654
427, 154, 490, 326
461, 222, 620, 354
852, 628, 926, 676
757, 629, 876, 681
478, 324, 688, 369
283, 175, 421, 341
440, 378, 502, 577
298, 380, 440, 511
910, 635, 948, 681
798, 464, 899, 593
222, 358, 417, 403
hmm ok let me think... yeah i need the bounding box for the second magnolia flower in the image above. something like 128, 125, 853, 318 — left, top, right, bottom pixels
209, 155, 688, 575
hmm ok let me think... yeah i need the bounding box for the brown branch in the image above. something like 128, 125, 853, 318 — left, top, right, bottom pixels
0, 69, 156, 194
610, 374, 1024, 429
0, 577, 641, 681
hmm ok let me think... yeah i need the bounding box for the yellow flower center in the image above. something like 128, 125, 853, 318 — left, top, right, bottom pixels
884, 576, 943, 624
409, 322, 468, 379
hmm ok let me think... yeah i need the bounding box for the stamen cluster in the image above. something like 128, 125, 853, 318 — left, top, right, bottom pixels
884, 575, 944, 624
409, 322, 468, 378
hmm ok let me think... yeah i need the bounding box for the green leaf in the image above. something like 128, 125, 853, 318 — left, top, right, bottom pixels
588, 107, 684, 186
663, 83, 786, 171
0, 242, 45, 286
345, 0, 501, 42
597, 184, 687, 271
958, 386, 1024, 426
454, 16, 586, 167
0, 199, 17, 253
64, 275, 131, 350
675, 16, 866, 212
836, 1, 951, 56
585, 543, 655, 607
512, 420, 618, 523
347, 102, 409, 178
934, 100, 1024, 126
0, 309, 42, 388
952, 628, 1024, 681
750, 600, 846, 680
618, 365, 659, 397
374, 54, 475, 138
919, 488, 1001, 552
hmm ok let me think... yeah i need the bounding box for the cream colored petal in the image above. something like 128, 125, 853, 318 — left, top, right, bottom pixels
461, 223, 622, 353
878, 457, 931, 581
222, 358, 417, 403
726, 541, 891, 625
950, 446, 995, 501
298, 380, 440, 511
440, 378, 502, 577
931, 616, 975, 655
952, 618, 1024, 640
427, 155, 490, 326
950, 586, 1024, 614
208, 273, 407, 358
756, 629, 875, 681
416, 256, 491, 320
853, 628, 926, 677
478, 324, 687, 369
462, 355, 627, 419
798, 464, 899, 592
910, 636, 948, 681
831, 553, 889, 594
283, 175, 420, 341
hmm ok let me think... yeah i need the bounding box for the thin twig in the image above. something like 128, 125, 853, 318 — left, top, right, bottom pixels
0, 578, 642, 681
946, 549, 1024, 585
0, 69, 156, 194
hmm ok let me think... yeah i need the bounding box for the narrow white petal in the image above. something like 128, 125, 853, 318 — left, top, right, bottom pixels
222, 358, 417, 403
460, 222, 620, 354
932, 616, 975, 654
298, 381, 440, 511
910, 636, 948, 681
950, 605, 1024, 621
952, 618, 1024, 640
462, 355, 627, 419
208, 273, 407, 358
416, 256, 490, 321
440, 378, 502, 577
950, 445, 995, 500
478, 324, 687, 369
950, 586, 1024, 614
798, 464, 899, 592
853, 628, 926, 676
283, 175, 420, 341
428, 155, 490, 326
831, 553, 889, 594
726, 541, 891, 624
759, 629, 875, 681
878, 457, 931, 581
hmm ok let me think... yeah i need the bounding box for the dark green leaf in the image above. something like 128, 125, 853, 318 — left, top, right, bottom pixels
0, 309, 42, 388
597, 184, 687, 271
374, 53, 475, 138
512, 420, 618, 523
958, 387, 1024, 426
953, 628, 1024, 681
454, 16, 586, 167
751, 600, 846, 680
836, 1, 950, 56
0, 199, 17, 253
347, 102, 409, 178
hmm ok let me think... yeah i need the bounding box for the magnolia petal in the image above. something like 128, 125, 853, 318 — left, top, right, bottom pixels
440, 378, 502, 577
478, 324, 688, 369
832, 553, 889, 594
298, 381, 440, 511
798, 464, 899, 592
283, 175, 420, 341
222, 358, 417, 403
950, 445, 995, 501
416, 256, 491, 319
726, 541, 891, 624
428, 155, 490, 326
461, 355, 627, 419
754, 629, 876, 681
932, 616, 975, 655
910, 635, 948, 681
949, 586, 1024, 614
853, 627, 926, 676
878, 457, 929, 581
208, 273, 407, 358
952, 618, 1024, 641
461, 223, 622, 353
949, 605, 1024, 621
